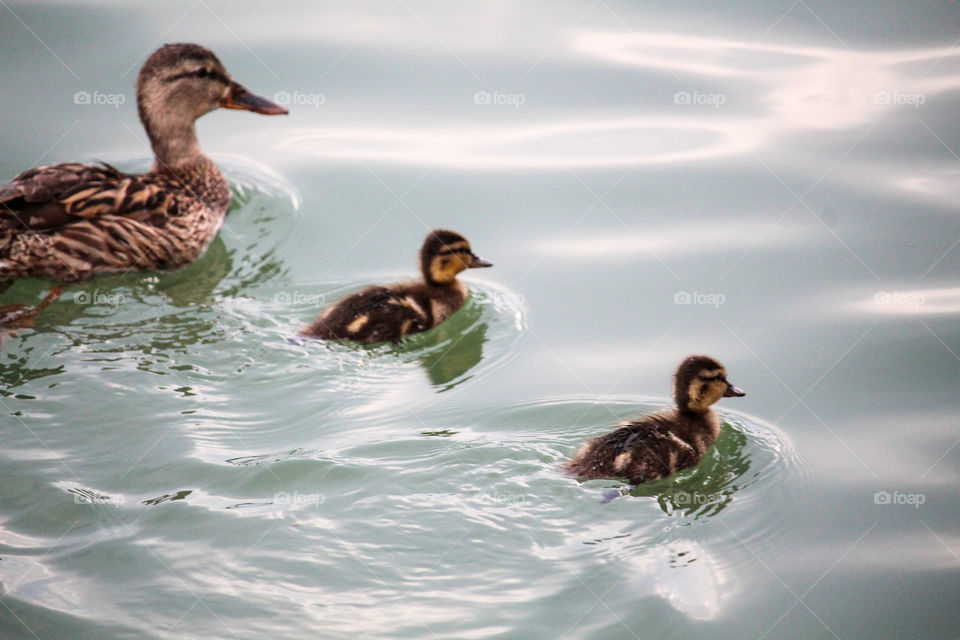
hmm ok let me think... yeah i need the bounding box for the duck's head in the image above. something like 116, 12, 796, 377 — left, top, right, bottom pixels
136, 43, 287, 165
673, 355, 745, 414
420, 229, 492, 286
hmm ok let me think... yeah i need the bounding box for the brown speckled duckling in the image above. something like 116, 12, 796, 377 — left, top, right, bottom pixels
300, 229, 492, 344
567, 355, 745, 484
0, 43, 287, 282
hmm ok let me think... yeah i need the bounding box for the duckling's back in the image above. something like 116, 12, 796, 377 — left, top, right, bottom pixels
566, 410, 718, 484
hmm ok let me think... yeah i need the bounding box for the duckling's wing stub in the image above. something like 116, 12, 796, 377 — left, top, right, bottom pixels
303, 286, 431, 344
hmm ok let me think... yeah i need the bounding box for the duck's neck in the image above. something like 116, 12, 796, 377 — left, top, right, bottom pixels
677, 402, 711, 417
146, 121, 205, 170
140, 113, 230, 212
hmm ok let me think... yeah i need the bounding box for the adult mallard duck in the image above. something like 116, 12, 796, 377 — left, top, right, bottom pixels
301, 229, 493, 344
566, 355, 745, 484
0, 43, 287, 282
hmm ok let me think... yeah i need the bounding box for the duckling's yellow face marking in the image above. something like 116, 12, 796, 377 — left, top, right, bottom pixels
429, 241, 473, 285
346, 315, 369, 334
686, 368, 729, 412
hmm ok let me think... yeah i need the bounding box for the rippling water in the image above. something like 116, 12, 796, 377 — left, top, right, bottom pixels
1, 2, 959, 639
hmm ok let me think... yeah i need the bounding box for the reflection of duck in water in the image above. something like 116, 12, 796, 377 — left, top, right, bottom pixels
567, 355, 745, 484
301, 230, 492, 344
0, 43, 286, 283
0, 287, 61, 347
416, 305, 488, 389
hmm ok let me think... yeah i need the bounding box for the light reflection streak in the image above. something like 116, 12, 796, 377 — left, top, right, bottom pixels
277, 32, 960, 180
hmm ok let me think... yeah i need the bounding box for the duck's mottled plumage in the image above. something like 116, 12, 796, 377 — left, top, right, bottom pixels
301, 230, 492, 344
566, 355, 745, 484
0, 43, 286, 282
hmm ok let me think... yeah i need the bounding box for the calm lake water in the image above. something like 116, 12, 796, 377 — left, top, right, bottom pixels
1, 2, 959, 639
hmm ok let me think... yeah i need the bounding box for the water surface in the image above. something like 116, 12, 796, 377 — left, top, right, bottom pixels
1, 2, 958, 639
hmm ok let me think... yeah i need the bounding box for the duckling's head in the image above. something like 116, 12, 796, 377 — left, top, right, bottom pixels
136, 43, 287, 165
673, 355, 745, 414
420, 229, 492, 286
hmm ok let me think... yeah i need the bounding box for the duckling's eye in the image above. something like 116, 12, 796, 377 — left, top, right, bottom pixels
195, 68, 209, 78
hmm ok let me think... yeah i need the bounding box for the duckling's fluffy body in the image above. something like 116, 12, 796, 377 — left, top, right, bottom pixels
567, 355, 745, 484
301, 230, 491, 344
0, 43, 286, 282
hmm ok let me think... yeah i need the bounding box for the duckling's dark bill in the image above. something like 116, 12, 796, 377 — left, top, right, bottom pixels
470, 255, 493, 268
220, 82, 288, 115
724, 384, 745, 397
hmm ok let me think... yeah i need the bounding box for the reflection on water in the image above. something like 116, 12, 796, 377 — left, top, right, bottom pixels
399, 300, 490, 390
593, 419, 758, 518
624, 541, 732, 621
1, 3, 957, 638
651, 425, 752, 518
535, 219, 809, 259
279, 33, 960, 183
417, 321, 488, 389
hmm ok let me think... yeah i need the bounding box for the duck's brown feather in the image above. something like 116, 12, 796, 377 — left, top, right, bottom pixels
0, 158, 229, 281
566, 409, 719, 484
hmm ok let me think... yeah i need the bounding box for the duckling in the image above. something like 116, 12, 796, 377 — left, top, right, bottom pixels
301, 230, 492, 344
566, 355, 745, 484
0, 43, 287, 282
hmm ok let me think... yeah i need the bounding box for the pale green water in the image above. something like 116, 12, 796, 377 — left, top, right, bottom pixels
1, 2, 959, 639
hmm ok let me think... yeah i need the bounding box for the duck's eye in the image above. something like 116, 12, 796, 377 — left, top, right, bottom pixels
195, 68, 209, 79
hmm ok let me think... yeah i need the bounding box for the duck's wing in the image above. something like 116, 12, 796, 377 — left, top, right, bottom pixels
0, 162, 181, 234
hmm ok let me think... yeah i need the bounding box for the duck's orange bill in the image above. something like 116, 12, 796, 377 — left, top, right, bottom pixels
220, 82, 288, 115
